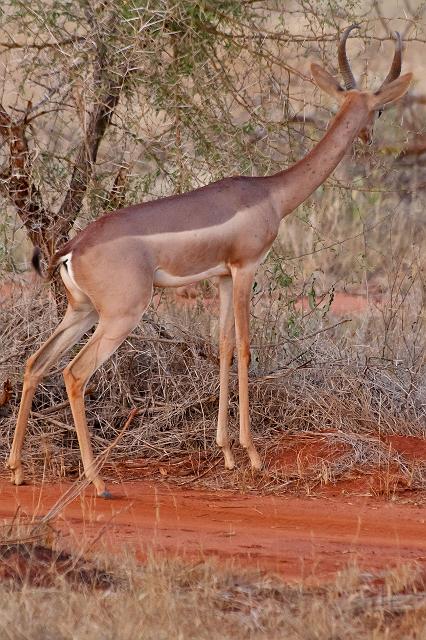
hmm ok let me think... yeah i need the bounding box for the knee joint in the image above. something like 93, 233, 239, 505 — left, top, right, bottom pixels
63, 366, 83, 396
220, 339, 235, 362
237, 345, 251, 365
24, 355, 41, 386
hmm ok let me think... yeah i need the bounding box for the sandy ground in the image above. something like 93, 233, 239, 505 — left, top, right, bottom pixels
1, 476, 425, 583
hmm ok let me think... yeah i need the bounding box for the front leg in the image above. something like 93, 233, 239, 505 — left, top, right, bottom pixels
231, 265, 261, 470
216, 275, 236, 469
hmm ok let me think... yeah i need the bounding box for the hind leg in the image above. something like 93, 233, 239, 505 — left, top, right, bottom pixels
8, 301, 98, 485
62, 292, 152, 497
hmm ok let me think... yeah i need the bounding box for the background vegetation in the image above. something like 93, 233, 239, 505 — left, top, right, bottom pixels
1, 2, 426, 638
1, 549, 426, 640
0, 0, 425, 488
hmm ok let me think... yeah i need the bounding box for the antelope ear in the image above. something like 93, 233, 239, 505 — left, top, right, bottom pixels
311, 63, 345, 101
368, 72, 413, 110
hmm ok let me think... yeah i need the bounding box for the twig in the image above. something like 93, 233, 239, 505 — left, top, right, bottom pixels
36, 386, 95, 416
0, 36, 85, 51
32, 408, 139, 530
254, 319, 351, 348
175, 457, 222, 485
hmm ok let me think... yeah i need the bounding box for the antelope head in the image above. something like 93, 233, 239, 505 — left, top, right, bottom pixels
311, 25, 412, 145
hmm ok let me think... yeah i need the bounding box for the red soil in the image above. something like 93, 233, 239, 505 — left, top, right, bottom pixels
268, 433, 426, 497
294, 291, 379, 315
170, 287, 378, 317
1, 435, 425, 582
1, 474, 425, 583
1, 271, 378, 319
384, 434, 426, 461
267, 433, 349, 472
1, 279, 423, 581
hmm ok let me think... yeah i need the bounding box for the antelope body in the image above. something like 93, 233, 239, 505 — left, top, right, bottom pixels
8, 26, 412, 497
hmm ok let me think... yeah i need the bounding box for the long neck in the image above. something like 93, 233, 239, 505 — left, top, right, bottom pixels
268, 96, 368, 218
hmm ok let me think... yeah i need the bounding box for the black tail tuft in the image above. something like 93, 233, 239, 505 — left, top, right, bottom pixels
31, 246, 43, 277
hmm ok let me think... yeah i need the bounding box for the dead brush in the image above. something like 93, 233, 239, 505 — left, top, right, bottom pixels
1, 552, 425, 639
0, 412, 136, 593
7, 552, 426, 639
0, 283, 425, 493
0, 503, 117, 592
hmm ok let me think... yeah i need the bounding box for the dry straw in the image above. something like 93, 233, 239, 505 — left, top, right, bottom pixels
1, 284, 424, 493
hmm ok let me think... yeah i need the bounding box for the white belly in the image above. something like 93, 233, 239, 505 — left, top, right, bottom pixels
154, 263, 229, 288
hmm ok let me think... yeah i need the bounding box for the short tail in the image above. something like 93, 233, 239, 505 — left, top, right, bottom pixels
31, 246, 61, 281
31, 246, 44, 277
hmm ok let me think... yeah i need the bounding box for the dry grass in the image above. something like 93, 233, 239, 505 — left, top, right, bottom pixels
0, 484, 425, 640
0, 279, 425, 494
0, 2, 425, 495
0, 538, 425, 640
0, 3, 425, 636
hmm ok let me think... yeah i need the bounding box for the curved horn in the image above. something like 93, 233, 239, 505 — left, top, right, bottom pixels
338, 24, 359, 90
380, 31, 402, 87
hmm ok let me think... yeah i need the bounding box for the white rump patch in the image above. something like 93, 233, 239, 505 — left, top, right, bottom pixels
59, 252, 83, 293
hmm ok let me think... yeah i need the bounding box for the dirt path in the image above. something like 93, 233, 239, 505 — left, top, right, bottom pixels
1, 480, 425, 582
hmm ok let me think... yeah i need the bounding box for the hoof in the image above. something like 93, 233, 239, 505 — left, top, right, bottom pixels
218, 444, 235, 470
248, 449, 262, 471
98, 489, 113, 499
9, 466, 24, 486
224, 451, 235, 470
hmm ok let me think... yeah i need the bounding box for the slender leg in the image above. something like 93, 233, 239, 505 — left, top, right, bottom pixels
216, 275, 236, 469
231, 265, 261, 470
8, 303, 98, 485
63, 310, 146, 497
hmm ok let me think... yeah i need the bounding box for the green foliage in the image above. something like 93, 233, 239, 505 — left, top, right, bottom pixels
0, 0, 424, 296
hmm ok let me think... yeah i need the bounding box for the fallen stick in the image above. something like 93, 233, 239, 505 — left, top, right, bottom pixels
31, 407, 139, 531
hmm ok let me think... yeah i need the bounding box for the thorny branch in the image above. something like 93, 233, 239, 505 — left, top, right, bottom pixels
0, 0, 424, 284
0, 102, 53, 254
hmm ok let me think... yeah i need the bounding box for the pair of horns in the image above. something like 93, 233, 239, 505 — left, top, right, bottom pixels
338, 24, 402, 90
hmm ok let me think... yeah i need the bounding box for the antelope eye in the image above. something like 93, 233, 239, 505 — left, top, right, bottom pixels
377, 109, 383, 118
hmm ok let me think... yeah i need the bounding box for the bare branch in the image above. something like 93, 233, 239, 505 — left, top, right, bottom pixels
0, 36, 85, 51
55, 75, 125, 241
0, 102, 53, 254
